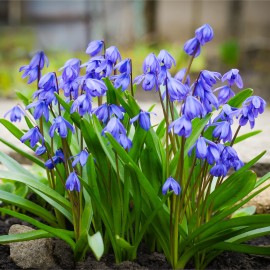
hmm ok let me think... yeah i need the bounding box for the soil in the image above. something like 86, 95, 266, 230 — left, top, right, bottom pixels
0, 217, 270, 270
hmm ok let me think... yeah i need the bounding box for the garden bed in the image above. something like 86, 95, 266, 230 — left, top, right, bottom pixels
1, 217, 270, 269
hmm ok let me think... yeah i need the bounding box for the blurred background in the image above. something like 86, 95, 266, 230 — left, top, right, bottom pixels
0, 0, 270, 100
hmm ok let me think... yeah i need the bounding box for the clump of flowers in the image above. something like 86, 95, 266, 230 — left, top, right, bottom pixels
0, 24, 269, 269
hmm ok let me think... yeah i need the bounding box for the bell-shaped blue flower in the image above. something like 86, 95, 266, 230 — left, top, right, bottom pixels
143, 53, 160, 74
183, 95, 204, 120
130, 110, 154, 131
49, 116, 75, 138
183, 37, 201, 58
157, 49, 176, 69
19, 51, 49, 84
26, 100, 50, 122
111, 73, 130, 91
92, 103, 125, 123
118, 134, 132, 151
105, 46, 121, 64
222, 69, 243, 88
4, 105, 25, 122
102, 117, 127, 138
59, 58, 81, 83
114, 58, 131, 74
65, 172, 81, 192
195, 24, 214, 45
38, 72, 57, 91
167, 77, 190, 102
44, 149, 64, 169
35, 146, 46, 156
162, 176, 181, 195
214, 85, 235, 105
71, 150, 89, 167
70, 94, 92, 116
212, 121, 233, 143
168, 115, 192, 138
86, 40, 104, 57
83, 78, 107, 97
210, 163, 228, 177
201, 70, 221, 87
20, 127, 44, 148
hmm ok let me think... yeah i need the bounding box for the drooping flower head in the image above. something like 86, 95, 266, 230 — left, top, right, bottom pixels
86, 40, 104, 57
105, 46, 121, 64
130, 110, 154, 131
162, 177, 181, 195
45, 149, 65, 169
59, 58, 81, 83
65, 172, 81, 192
82, 78, 107, 97
222, 69, 243, 88
195, 24, 214, 45
183, 37, 201, 58
214, 85, 235, 105
26, 100, 50, 122
143, 53, 160, 74
20, 127, 44, 148
168, 115, 192, 138
19, 51, 49, 84
175, 68, 190, 86
92, 103, 125, 123
182, 95, 204, 120
4, 105, 25, 122
49, 116, 75, 138
71, 150, 89, 167
157, 49, 176, 69
70, 94, 92, 116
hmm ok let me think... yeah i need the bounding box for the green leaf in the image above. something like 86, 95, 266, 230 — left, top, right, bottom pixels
0, 230, 52, 244
0, 190, 57, 226
116, 235, 134, 250
228, 88, 253, 107
15, 91, 30, 106
88, 232, 104, 260
206, 170, 256, 212
231, 206, 256, 218
0, 208, 75, 250
0, 170, 71, 211
232, 130, 262, 145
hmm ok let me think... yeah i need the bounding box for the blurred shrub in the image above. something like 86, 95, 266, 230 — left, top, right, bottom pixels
219, 39, 240, 67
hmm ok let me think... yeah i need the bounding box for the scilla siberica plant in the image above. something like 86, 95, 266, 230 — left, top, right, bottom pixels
0, 24, 270, 268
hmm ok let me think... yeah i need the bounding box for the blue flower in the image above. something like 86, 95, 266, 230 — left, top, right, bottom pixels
162, 176, 181, 195
105, 46, 121, 64
134, 72, 158, 92
213, 104, 239, 124
220, 146, 243, 171
183, 96, 204, 120
114, 58, 131, 74
130, 110, 154, 131
49, 116, 75, 138
157, 49, 176, 69
210, 163, 228, 177
92, 103, 125, 123
143, 53, 160, 74
118, 134, 132, 150
206, 143, 221, 165
168, 115, 192, 138
238, 96, 266, 129
59, 58, 81, 83
44, 149, 65, 169
195, 24, 214, 45
82, 56, 104, 76
71, 150, 89, 167
167, 77, 190, 102
212, 121, 233, 143
175, 68, 190, 85
201, 70, 221, 87
65, 172, 80, 192
183, 37, 201, 58
70, 94, 92, 116
86, 40, 104, 57
82, 78, 107, 97
102, 117, 127, 138
111, 73, 130, 91
35, 146, 46, 156
60, 77, 81, 99
19, 51, 49, 84
26, 100, 50, 122
214, 85, 235, 105
38, 72, 57, 91
188, 137, 208, 159
222, 69, 243, 88
20, 127, 44, 148
95, 59, 113, 77
4, 105, 25, 122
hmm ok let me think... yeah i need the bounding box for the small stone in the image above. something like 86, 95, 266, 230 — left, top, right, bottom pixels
9, 224, 57, 269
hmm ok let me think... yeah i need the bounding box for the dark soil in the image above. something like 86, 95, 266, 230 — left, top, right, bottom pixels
1, 217, 270, 270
